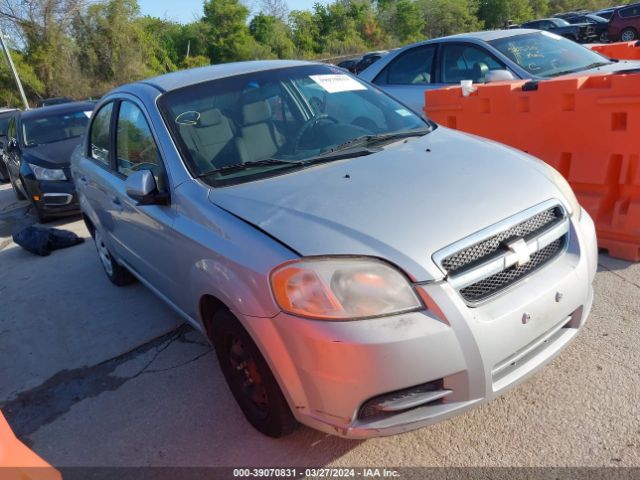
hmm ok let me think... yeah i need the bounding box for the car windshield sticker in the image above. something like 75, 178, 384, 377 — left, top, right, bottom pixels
541, 31, 563, 40
309, 74, 367, 93
83, 111, 93, 118
395, 108, 413, 117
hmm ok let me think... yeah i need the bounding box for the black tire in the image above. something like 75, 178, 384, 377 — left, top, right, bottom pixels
620, 28, 638, 42
11, 176, 26, 200
0, 161, 9, 182
211, 309, 297, 438
31, 203, 49, 223
93, 229, 135, 286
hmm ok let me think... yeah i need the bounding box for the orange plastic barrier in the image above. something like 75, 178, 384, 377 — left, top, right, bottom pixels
589, 41, 640, 60
425, 73, 640, 261
0, 411, 61, 480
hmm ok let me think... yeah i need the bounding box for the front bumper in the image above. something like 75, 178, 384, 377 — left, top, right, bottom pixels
244, 210, 597, 439
22, 170, 80, 218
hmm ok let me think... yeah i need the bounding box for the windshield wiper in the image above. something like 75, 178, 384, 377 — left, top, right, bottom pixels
328, 127, 432, 153
550, 61, 612, 77
196, 158, 300, 178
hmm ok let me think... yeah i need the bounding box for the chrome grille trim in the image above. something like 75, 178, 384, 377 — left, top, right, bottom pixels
448, 217, 569, 290
432, 199, 569, 305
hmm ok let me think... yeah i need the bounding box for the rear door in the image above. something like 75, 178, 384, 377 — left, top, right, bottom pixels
372, 44, 439, 114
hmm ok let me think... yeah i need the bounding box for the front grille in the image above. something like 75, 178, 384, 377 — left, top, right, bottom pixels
460, 238, 564, 301
435, 203, 569, 304
441, 207, 562, 275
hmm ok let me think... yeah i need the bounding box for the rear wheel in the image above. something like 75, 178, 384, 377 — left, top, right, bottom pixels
620, 28, 638, 42
94, 229, 135, 286
211, 309, 297, 438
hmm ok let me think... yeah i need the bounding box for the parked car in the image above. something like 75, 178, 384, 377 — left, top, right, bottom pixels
564, 14, 611, 43
336, 58, 360, 73
359, 29, 640, 113
519, 18, 597, 43
353, 50, 389, 74
608, 3, 640, 41
4, 101, 94, 221
0, 107, 19, 182
72, 60, 597, 439
594, 6, 624, 21
36, 96, 74, 108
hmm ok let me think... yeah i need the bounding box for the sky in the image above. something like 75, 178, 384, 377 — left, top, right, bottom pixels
137, 0, 330, 24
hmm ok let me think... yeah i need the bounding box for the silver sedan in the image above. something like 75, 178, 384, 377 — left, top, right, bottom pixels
72, 60, 597, 438
359, 29, 640, 113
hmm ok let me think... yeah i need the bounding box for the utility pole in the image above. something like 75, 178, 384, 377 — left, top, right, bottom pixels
0, 28, 29, 110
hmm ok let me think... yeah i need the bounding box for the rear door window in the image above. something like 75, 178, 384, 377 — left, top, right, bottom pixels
376, 46, 436, 85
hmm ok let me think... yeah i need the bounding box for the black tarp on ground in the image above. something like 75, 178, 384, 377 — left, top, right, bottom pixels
12, 225, 84, 256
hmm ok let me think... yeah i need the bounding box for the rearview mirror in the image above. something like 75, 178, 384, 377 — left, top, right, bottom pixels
485, 70, 516, 83
125, 170, 169, 205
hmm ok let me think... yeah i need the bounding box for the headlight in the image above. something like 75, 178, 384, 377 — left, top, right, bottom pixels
270, 257, 423, 320
549, 167, 582, 220
29, 163, 66, 181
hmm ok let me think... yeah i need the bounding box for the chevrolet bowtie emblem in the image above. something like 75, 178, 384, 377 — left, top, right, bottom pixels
506, 238, 531, 267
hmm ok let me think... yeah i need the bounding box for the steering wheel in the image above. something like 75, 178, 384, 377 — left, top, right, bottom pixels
294, 114, 339, 151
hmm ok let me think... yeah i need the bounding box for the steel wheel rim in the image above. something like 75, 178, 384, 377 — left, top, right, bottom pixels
94, 231, 113, 276
228, 335, 269, 419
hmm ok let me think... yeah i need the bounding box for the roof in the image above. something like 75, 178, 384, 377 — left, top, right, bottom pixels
440, 29, 541, 42
20, 101, 95, 120
127, 60, 316, 93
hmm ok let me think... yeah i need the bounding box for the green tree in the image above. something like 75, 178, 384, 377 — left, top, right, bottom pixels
73, 0, 157, 94
478, 0, 533, 28
202, 0, 267, 63
418, 0, 484, 39
289, 9, 320, 54
249, 13, 296, 58
391, 0, 424, 43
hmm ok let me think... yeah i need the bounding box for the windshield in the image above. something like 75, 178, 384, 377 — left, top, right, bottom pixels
23, 110, 92, 146
158, 64, 429, 186
489, 32, 611, 77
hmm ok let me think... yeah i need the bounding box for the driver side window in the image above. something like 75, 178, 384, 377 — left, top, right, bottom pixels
116, 101, 162, 183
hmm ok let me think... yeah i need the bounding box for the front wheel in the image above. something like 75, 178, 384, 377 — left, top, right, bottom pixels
211, 309, 297, 438
11, 176, 26, 200
93, 229, 135, 286
620, 28, 638, 42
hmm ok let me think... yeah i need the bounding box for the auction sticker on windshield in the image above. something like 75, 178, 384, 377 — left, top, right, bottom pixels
309, 74, 367, 93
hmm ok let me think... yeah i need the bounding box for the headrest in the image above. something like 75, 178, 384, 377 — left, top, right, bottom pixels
242, 101, 272, 125
198, 108, 223, 127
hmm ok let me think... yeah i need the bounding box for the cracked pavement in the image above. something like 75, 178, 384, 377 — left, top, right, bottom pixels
0, 180, 639, 468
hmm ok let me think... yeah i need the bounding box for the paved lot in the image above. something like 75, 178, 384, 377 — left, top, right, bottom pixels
0, 180, 638, 468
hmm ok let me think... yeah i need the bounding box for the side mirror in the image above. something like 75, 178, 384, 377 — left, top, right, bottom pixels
485, 70, 516, 83
6, 138, 18, 152
125, 170, 169, 205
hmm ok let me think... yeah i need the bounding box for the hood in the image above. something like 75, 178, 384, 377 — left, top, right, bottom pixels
209, 127, 565, 282
578, 59, 640, 76
21, 136, 83, 168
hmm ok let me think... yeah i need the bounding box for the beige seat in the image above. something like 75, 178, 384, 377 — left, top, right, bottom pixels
236, 100, 283, 163
178, 108, 239, 170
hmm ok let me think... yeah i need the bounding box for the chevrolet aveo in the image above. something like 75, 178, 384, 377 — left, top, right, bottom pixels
71, 60, 597, 438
